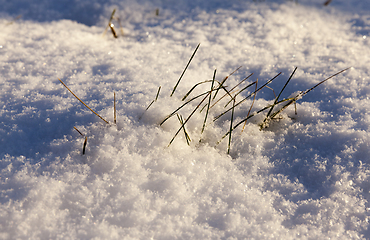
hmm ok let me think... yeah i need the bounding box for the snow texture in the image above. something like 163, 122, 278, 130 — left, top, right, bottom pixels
0, 0, 370, 239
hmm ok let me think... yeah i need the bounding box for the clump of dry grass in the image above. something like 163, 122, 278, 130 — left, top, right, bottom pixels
59, 43, 349, 155
158, 45, 350, 153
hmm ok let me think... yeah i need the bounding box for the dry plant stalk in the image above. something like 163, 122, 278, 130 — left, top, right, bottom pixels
170, 43, 200, 97
201, 69, 216, 134
74, 127, 88, 155
323, 0, 332, 6
58, 78, 109, 124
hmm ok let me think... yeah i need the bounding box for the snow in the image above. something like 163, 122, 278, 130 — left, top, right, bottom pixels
0, 0, 369, 239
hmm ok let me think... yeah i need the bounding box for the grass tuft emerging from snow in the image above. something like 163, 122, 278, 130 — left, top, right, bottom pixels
1, 0, 370, 239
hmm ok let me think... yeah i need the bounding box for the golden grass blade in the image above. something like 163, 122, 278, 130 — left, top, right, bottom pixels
302, 67, 350, 96
139, 86, 161, 120
74, 126, 84, 136
227, 98, 236, 154
117, 17, 125, 36
224, 81, 256, 108
212, 66, 242, 100
201, 69, 216, 134
109, 23, 118, 38
103, 9, 117, 37
58, 78, 109, 124
161, 85, 225, 126
210, 73, 253, 109
214, 72, 282, 122
170, 43, 200, 97
242, 78, 258, 131
168, 91, 210, 147
263, 67, 297, 123
177, 114, 191, 145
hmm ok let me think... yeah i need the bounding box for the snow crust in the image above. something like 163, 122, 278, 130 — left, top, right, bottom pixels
0, 0, 370, 239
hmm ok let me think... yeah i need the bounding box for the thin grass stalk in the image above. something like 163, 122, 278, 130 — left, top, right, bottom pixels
168, 91, 210, 147
217, 104, 272, 144
302, 67, 350, 95
109, 23, 118, 38
264, 85, 276, 98
242, 78, 258, 131
212, 66, 242, 100
160, 85, 225, 126
214, 72, 282, 122
117, 17, 125, 35
74, 126, 84, 136
209, 73, 253, 109
201, 69, 216, 134
6, 15, 22, 26
139, 86, 161, 120
266, 68, 350, 123
170, 43, 200, 97
58, 78, 109, 124
324, 0, 332, 6
82, 136, 87, 155
103, 9, 117, 36
224, 81, 256, 108
155, 86, 161, 101
177, 114, 191, 145
268, 98, 296, 121
264, 67, 297, 122
73, 127, 87, 155
200, 103, 208, 113
219, 68, 350, 142
182, 80, 213, 101
227, 98, 236, 154
218, 96, 297, 144
267, 68, 350, 122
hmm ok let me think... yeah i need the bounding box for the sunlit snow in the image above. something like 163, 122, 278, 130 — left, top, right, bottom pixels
0, 0, 370, 239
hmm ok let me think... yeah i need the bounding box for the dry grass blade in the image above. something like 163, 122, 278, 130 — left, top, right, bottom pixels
323, 0, 332, 6
6, 15, 22, 26
227, 98, 236, 154
214, 72, 282, 122
224, 81, 256, 108
109, 23, 118, 38
161, 85, 225, 126
170, 43, 200, 97
210, 73, 253, 109
116, 17, 125, 35
201, 69, 216, 134
58, 78, 109, 124
263, 67, 297, 123
74, 126, 84, 136
103, 9, 117, 37
139, 86, 162, 120
155, 86, 161, 101
242, 78, 258, 131
212, 66, 242, 100
302, 67, 350, 95
74, 127, 87, 155
82, 136, 88, 155
168, 90, 211, 147
218, 103, 273, 144
262, 67, 350, 128
182, 80, 214, 101
177, 114, 191, 145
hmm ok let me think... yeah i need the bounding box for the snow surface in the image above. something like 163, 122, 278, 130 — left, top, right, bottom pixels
0, 0, 370, 239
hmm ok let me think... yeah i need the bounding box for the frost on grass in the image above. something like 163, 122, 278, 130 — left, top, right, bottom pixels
1, 0, 370, 239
